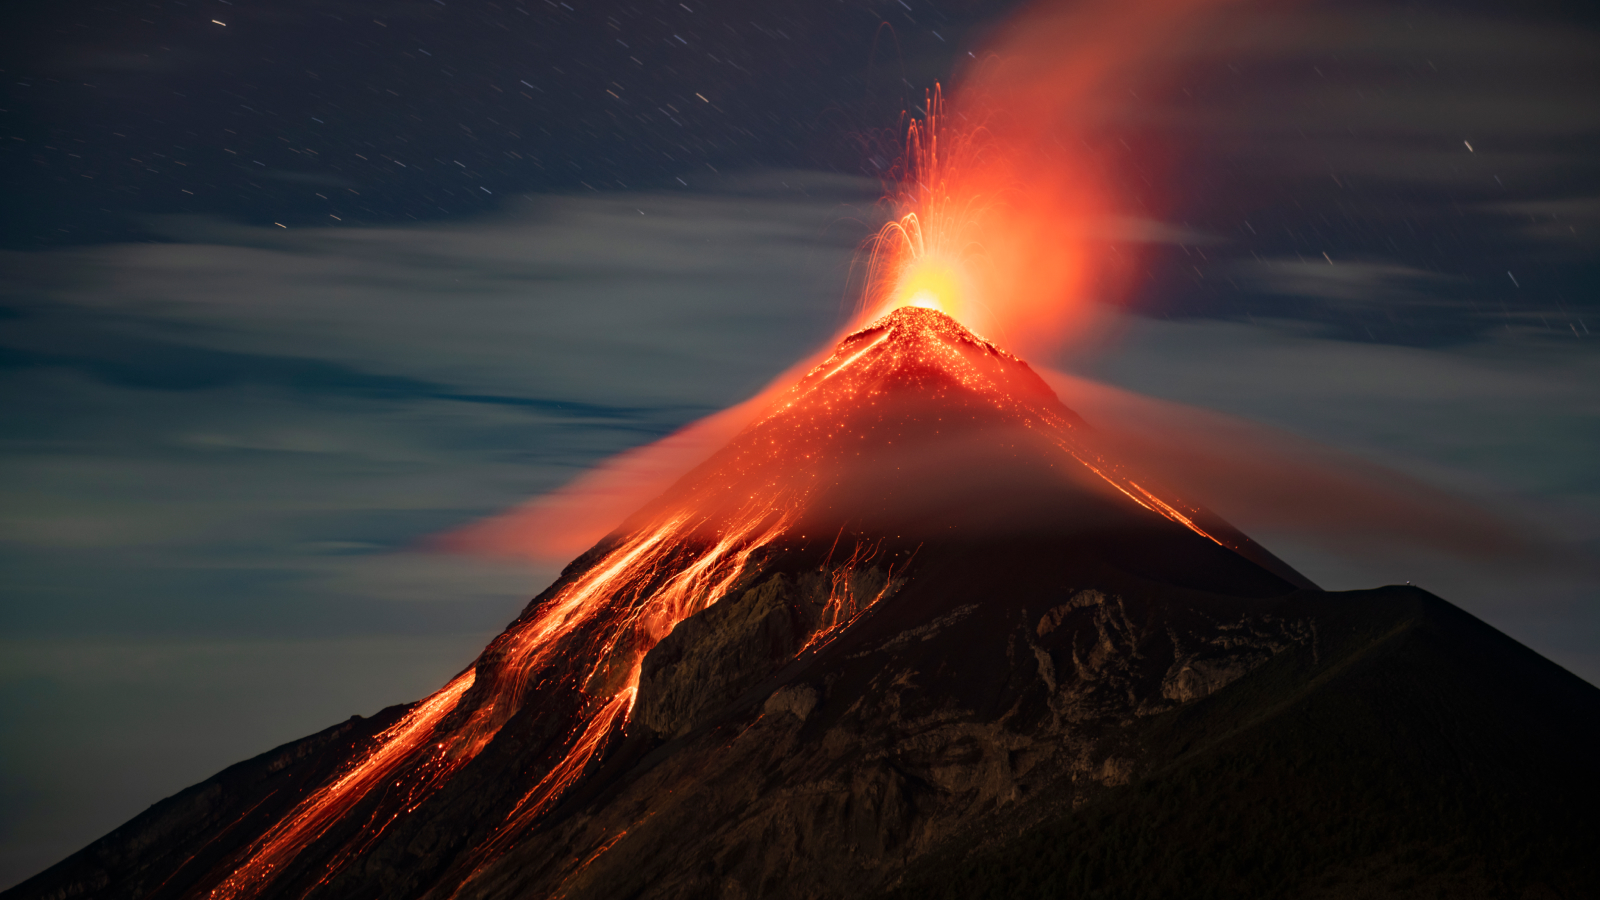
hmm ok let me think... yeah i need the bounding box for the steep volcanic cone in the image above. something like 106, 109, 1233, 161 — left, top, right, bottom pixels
622, 306, 1311, 590
127, 307, 1308, 900
12, 308, 1596, 900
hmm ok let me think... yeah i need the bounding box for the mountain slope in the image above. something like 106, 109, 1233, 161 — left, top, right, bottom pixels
448, 578, 1600, 899
884, 587, 1600, 899
7, 308, 1594, 900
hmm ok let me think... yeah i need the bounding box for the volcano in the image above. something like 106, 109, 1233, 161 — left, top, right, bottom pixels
9, 308, 1598, 900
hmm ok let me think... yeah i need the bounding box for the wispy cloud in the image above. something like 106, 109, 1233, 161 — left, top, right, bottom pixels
1236, 258, 1462, 306
1150, 8, 1600, 177
0, 173, 879, 626
1077, 313, 1600, 643
1101, 3, 1600, 345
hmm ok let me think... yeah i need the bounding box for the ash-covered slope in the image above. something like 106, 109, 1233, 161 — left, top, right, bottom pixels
8, 309, 1596, 900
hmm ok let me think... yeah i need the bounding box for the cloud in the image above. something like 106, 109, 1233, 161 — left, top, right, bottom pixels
4, 173, 875, 410
1235, 258, 1463, 306
0, 172, 881, 612
1060, 2, 1600, 347
1155, 7, 1600, 151
1482, 195, 1600, 250
1073, 313, 1600, 633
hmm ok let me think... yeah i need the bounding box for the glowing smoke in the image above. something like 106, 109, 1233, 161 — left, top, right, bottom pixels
442, 0, 1527, 572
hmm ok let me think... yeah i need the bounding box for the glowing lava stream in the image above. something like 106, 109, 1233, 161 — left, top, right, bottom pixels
204, 672, 478, 899
201, 485, 857, 899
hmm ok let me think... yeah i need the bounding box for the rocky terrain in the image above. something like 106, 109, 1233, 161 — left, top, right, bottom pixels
15, 542, 1595, 899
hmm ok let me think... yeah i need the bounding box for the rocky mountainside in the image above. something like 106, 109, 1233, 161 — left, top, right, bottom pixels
8, 308, 1596, 900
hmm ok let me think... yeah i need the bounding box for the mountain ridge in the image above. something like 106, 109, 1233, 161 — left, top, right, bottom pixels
7, 307, 1594, 900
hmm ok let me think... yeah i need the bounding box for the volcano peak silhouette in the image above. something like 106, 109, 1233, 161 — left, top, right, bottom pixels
9, 308, 1598, 900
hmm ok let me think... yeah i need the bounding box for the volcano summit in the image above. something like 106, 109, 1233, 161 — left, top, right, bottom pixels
9, 308, 1598, 900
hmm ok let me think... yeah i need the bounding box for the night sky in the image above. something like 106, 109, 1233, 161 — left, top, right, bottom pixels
2, 0, 1597, 887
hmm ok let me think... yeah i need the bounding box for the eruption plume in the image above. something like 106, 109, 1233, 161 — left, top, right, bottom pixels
862, 0, 1255, 355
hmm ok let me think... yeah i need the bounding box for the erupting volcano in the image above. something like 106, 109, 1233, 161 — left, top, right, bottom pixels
12, 304, 1599, 900
7, 6, 1598, 893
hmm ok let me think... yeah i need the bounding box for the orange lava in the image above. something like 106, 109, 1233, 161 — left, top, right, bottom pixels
204, 671, 478, 899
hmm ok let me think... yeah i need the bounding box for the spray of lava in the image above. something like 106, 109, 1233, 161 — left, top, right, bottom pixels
854, 73, 1116, 356
863, 86, 990, 328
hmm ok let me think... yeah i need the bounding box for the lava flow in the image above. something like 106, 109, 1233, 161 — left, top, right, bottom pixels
200, 496, 808, 899
191, 295, 1311, 900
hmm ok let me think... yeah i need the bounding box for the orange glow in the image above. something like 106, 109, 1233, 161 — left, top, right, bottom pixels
859, 0, 1253, 356
896, 258, 968, 314
858, 80, 1098, 349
